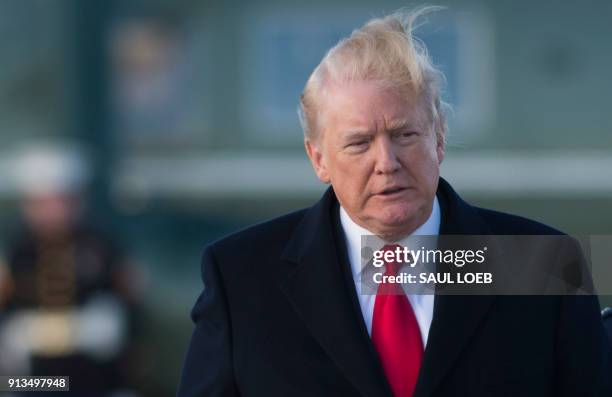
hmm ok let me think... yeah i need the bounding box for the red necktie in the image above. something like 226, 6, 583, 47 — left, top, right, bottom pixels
371, 244, 424, 397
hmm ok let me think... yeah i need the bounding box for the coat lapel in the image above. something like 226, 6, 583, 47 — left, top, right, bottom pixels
414, 178, 497, 397
279, 188, 391, 397
278, 179, 498, 397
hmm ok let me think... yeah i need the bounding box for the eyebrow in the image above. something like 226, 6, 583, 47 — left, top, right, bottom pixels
385, 119, 417, 132
342, 130, 374, 141
340, 119, 421, 141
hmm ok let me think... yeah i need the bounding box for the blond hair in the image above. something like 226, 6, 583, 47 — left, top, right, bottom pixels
298, 6, 447, 143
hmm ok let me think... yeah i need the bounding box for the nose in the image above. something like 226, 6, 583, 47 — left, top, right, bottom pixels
373, 136, 401, 175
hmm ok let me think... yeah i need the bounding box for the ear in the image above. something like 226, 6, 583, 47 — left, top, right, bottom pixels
436, 131, 446, 164
435, 118, 446, 165
304, 138, 331, 184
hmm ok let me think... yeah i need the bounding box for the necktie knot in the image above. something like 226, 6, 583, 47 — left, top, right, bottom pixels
381, 244, 403, 276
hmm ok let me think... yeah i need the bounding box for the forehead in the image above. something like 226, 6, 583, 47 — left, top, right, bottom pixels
319, 80, 430, 135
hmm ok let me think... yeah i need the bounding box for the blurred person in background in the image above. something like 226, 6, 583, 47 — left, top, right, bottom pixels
0, 143, 143, 397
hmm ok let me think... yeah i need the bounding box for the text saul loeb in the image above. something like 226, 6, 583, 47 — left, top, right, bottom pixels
371, 245, 493, 285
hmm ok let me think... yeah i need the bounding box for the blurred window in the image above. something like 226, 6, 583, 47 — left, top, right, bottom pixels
0, 0, 69, 140
240, 5, 495, 146
109, 14, 213, 149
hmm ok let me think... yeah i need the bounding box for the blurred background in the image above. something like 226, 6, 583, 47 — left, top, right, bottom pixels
0, 0, 610, 395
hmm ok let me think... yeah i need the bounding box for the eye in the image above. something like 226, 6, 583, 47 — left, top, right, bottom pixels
344, 139, 370, 153
394, 130, 418, 143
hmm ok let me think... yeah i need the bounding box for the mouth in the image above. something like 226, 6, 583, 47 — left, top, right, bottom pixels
376, 186, 408, 196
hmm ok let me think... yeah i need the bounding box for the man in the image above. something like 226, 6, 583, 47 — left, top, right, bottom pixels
178, 8, 611, 396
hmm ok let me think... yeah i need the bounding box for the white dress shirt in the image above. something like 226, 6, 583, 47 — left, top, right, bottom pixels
339, 197, 440, 347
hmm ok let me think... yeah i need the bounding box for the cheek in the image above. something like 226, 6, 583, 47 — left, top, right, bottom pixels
334, 160, 371, 203
403, 144, 440, 182
335, 153, 368, 179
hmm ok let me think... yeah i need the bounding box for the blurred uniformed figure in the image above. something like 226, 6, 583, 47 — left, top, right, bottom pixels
0, 143, 143, 397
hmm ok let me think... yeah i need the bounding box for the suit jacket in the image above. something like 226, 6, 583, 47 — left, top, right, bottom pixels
177, 178, 612, 397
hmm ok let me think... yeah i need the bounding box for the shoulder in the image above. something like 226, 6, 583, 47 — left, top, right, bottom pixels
473, 206, 564, 236
207, 208, 308, 259
198, 208, 310, 288
437, 178, 565, 236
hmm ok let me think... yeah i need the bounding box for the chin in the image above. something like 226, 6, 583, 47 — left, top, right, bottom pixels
373, 203, 423, 235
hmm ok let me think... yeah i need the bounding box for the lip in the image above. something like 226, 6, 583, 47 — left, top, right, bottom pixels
374, 186, 409, 197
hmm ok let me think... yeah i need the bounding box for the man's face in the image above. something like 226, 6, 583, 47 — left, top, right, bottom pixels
305, 80, 445, 239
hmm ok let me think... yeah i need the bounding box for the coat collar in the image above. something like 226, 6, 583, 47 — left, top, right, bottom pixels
279, 178, 496, 397
279, 186, 391, 397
